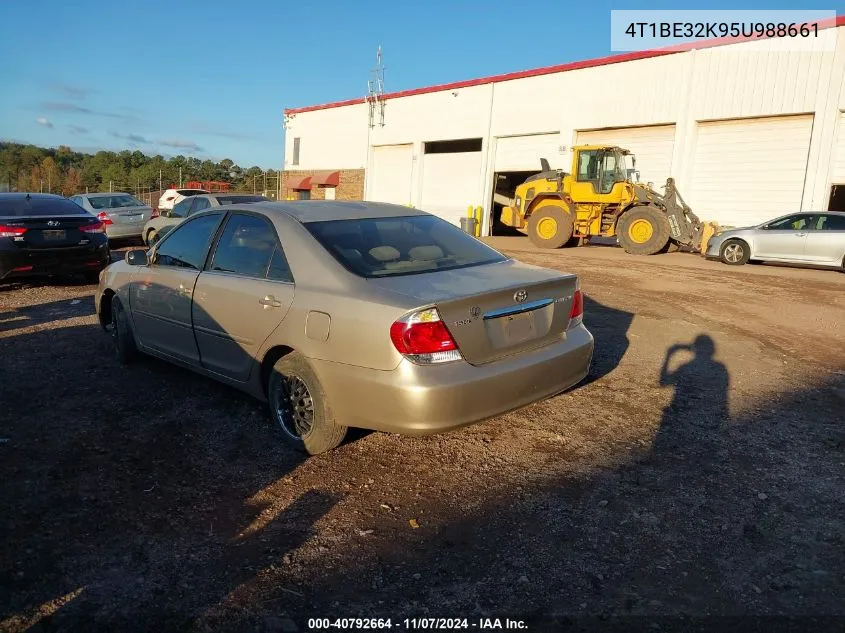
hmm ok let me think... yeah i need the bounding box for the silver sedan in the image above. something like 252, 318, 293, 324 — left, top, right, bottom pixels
705, 211, 845, 269
70, 193, 153, 240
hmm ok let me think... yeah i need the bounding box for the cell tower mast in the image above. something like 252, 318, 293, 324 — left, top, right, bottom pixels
367, 46, 385, 128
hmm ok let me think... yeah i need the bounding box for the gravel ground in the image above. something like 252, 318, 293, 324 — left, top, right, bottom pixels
1, 240, 844, 632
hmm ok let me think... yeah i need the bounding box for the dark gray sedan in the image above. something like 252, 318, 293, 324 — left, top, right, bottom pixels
142, 193, 268, 245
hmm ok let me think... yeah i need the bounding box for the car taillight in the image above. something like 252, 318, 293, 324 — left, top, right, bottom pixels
80, 221, 105, 234
0, 224, 27, 237
390, 307, 461, 365
568, 289, 583, 328
151, 208, 160, 218
96, 212, 113, 225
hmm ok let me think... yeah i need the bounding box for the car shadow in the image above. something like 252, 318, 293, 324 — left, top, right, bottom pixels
581, 295, 633, 384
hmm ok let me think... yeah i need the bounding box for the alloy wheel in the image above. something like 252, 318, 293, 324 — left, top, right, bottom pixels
275, 375, 314, 438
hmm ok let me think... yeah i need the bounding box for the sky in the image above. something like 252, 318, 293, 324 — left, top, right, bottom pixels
0, 0, 839, 169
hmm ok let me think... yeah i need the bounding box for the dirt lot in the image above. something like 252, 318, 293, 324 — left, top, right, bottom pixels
1, 239, 844, 631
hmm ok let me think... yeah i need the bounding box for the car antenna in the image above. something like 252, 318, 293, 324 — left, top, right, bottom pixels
25, 193, 31, 200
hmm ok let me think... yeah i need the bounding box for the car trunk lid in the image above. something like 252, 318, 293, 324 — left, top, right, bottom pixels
99, 205, 151, 225
369, 260, 579, 365
3, 215, 99, 249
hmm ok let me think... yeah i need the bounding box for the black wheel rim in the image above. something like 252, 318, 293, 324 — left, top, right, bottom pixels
274, 375, 314, 439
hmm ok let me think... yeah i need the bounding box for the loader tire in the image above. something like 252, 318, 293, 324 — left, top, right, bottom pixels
527, 201, 574, 249
617, 206, 671, 255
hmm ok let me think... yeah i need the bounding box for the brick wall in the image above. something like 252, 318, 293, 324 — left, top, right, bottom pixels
281, 169, 365, 201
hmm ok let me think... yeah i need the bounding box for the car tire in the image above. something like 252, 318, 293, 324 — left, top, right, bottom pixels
269, 352, 347, 455
111, 295, 138, 364
720, 239, 750, 265
146, 229, 159, 246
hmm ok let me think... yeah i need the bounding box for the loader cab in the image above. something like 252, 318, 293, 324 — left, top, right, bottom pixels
572, 146, 637, 195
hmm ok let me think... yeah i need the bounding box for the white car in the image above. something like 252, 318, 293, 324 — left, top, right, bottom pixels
157, 188, 208, 213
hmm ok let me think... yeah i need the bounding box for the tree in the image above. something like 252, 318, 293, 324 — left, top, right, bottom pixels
41, 157, 62, 194
29, 165, 43, 192
63, 167, 83, 195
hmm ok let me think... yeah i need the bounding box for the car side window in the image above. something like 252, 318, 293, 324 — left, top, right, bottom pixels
170, 199, 191, 218
816, 214, 845, 231
766, 214, 810, 230
209, 213, 283, 279
266, 245, 293, 282
189, 198, 210, 216
153, 213, 223, 270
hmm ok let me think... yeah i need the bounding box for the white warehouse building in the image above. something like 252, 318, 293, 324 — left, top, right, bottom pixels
282, 19, 845, 236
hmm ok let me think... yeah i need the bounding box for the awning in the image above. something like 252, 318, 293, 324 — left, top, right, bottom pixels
311, 170, 340, 187
289, 175, 312, 190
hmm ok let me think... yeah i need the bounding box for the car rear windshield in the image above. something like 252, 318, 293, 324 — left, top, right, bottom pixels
305, 214, 507, 278
88, 194, 145, 210
0, 196, 92, 217
213, 195, 267, 205
176, 189, 207, 197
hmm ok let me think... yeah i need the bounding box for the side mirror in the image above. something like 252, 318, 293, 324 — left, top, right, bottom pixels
125, 249, 148, 266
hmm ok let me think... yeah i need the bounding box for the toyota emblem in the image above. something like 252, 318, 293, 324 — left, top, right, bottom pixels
513, 289, 527, 303
469, 306, 481, 318
47, 220, 60, 226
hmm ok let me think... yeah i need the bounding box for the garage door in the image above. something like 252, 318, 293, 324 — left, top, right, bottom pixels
367, 144, 413, 206
494, 133, 563, 171
829, 112, 845, 184
690, 115, 813, 226
575, 125, 676, 188
420, 151, 483, 226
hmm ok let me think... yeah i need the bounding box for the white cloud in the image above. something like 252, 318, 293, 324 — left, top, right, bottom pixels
36, 117, 54, 129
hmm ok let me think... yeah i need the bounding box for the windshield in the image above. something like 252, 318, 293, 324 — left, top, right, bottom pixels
88, 194, 145, 210
306, 214, 507, 278
0, 196, 93, 218
214, 195, 267, 205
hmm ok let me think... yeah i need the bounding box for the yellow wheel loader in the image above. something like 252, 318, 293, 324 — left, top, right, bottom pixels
500, 145, 706, 254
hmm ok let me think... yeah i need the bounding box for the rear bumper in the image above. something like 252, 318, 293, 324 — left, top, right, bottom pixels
106, 223, 144, 239
311, 324, 594, 435
0, 241, 109, 280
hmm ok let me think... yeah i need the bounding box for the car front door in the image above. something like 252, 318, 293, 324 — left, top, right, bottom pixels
804, 214, 845, 265
192, 212, 295, 382
754, 214, 814, 261
130, 212, 224, 363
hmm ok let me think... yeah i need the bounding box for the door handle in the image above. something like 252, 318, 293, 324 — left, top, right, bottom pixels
259, 295, 282, 309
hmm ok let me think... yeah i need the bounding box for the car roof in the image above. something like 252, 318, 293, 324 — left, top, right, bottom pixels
0, 192, 65, 201
196, 192, 266, 199
84, 192, 136, 197
247, 200, 430, 223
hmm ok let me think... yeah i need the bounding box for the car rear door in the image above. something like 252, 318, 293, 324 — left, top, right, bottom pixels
804, 214, 845, 265
754, 214, 813, 261
130, 212, 224, 363
192, 212, 294, 381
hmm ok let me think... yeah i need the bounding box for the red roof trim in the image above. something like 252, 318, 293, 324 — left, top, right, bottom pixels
285, 15, 844, 116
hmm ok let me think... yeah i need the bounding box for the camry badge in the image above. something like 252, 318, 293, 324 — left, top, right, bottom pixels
470, 306, 481, 318
513, 289, 527, 303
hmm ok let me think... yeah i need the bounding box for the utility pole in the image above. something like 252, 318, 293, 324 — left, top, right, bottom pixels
109, 180, 113, 192
179, 167, 182, 188
263, 171, 267, 195
159, 169, 162, 193
40, 179, 43, 193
